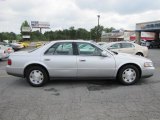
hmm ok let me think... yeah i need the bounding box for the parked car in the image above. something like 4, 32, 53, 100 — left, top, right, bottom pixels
102, 41, 148, 57
0, 44, 14, 54
148, 40, 160, 48
0, 42, 8, 46
10, 43, 24, 51
36, 42, 43, 48
6, 40, 154, 87
97, 42, 108, 46
0, 42, 24, 51
140, 40, 147, 46
18, 42, 29, 48
141, 40, 160, 49
0, 42, 14, 53
0, 49, 9, 60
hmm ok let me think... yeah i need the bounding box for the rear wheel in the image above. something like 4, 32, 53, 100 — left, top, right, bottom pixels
26, 66, 49, 87
118, 65, 140, 85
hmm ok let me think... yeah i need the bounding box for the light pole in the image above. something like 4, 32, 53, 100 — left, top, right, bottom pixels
97, 15, 100, 42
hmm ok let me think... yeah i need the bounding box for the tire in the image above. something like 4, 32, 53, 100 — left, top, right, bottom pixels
26, 66, 49, 87
136, 52, 143, 56
118, 65, 140, 85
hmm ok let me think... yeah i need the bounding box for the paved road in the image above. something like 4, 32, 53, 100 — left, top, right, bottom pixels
0, 49, 160, 120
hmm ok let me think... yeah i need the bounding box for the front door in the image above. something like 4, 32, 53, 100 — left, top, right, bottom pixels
76, 42, 116, 77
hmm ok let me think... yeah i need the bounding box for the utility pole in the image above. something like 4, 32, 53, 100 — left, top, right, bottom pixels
97, 15, 100, 42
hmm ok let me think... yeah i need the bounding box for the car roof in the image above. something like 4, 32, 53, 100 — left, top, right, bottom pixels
49, 40, 94, 44
104, 41, 134, 45
109, 41, 132, 43
102, 41, 137, 47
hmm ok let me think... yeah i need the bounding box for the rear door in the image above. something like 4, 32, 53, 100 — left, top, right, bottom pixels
43, 42, 77, 77
120, 43, 135, 54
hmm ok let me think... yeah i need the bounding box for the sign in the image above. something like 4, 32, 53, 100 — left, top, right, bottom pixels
22, 27, 31, 32
31, 21, 50, 28
136, 20, 160, 30
22, 35, 30, 39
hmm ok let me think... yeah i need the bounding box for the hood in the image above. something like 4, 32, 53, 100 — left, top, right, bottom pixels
115, 53, 152, 62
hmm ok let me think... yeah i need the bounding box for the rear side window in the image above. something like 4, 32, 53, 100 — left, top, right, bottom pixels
110, 43, 121, 49
121, 43, 134, 48
45, 42, 73, 55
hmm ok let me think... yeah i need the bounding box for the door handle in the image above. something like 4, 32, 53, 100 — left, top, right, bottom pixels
79, 59, 86, 62
44, 59, 50, 61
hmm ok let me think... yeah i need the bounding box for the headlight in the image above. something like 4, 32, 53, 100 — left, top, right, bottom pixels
144, 62, 153, 67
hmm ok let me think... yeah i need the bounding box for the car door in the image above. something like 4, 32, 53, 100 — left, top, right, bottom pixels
120, 43, 135, 54
76, 42, 116, 77
43, 42, 77, 77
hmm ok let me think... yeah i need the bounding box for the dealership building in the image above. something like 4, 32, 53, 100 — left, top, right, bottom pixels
136, 20, 160, 44
101, 20, 160, 43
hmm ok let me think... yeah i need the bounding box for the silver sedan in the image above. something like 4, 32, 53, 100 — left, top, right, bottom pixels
6, 40, 155, 87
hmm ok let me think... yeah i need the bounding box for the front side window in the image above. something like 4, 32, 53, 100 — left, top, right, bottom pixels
45, 42, 73, 55
121, 43, 134, 48
77, 43, 102, 56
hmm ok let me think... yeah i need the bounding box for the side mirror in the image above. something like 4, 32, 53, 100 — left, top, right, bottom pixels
101, 51, 108, 57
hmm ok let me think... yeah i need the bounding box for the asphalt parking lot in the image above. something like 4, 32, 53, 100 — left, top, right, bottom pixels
0, 48, 160, 120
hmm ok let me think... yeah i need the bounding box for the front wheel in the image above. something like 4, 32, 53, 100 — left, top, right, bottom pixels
26, 66, 49, 87
118, 65, 140, 85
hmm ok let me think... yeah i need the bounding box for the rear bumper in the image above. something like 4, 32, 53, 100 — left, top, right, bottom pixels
6, 65, 24, 77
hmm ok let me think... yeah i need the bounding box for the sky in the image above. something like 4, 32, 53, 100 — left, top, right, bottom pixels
0, 0, 160, 33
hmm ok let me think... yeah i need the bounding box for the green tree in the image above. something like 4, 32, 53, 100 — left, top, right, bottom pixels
33, 26, 116, 41
103, 27, 115, 33
90, 25, 104, 41
76, 28, 90, 40
31, 30, 46, 41
69, 26, 76, 39
0, 32, 16, 41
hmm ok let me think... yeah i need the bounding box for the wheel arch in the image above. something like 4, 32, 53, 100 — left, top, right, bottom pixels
24, 63, 49, 78
116, 63, 142, 79
135, 51, 144, 56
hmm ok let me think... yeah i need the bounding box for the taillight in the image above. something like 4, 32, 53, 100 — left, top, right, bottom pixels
8, 59, 12, 65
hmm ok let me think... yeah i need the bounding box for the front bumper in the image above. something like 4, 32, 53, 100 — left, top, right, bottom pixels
141, 67, 155, 78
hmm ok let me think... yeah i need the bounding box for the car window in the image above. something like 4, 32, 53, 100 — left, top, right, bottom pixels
110, 43, 121, 49
77, 43, 102, 56
121, 43, 134, 48
45, 42, 73, 55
